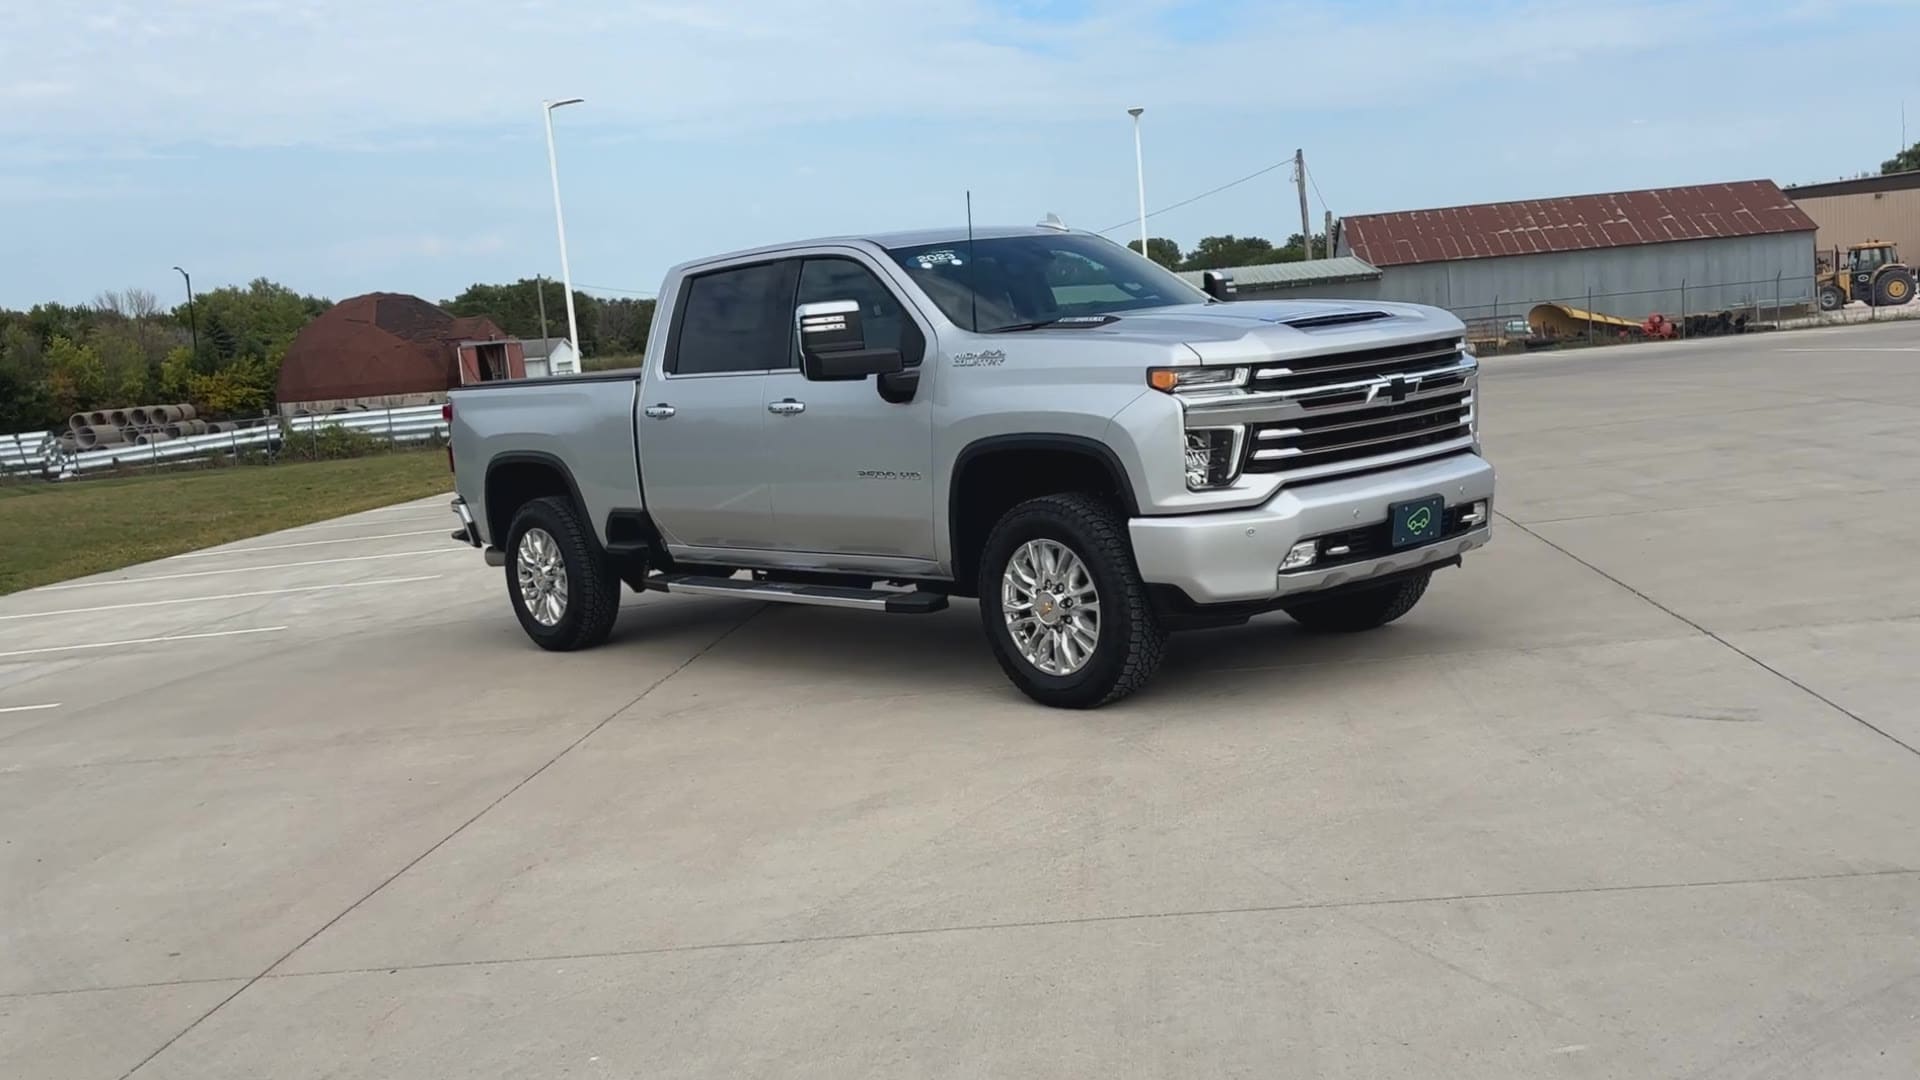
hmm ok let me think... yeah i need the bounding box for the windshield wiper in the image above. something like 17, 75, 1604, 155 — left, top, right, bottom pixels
984, 318, 1062, 333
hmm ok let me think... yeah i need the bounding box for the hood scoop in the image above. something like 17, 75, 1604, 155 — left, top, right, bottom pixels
1281, 310, 1393, 330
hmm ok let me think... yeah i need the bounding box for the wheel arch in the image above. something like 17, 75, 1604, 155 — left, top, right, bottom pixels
946, 434, 1139, 597
484, 451, 594, 551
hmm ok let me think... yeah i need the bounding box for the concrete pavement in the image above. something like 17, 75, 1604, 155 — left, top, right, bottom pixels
4, 320, 1919, 1077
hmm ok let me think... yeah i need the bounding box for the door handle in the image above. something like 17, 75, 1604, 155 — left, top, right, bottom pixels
643, 404, 676, 419
767, 399, 806, 416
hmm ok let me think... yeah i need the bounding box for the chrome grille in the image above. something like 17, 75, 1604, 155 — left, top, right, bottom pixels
1249, 336, 1464, 394
1247, 387, 1473, 474
1221, 334, 1477, 483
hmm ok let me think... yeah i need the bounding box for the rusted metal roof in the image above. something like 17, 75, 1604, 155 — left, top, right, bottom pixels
277, 293, 508, 404
1343, 180, 1817, 268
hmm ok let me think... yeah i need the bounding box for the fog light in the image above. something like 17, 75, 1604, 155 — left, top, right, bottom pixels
1280, 541, 1319, 572
1462, 500, 1489, 526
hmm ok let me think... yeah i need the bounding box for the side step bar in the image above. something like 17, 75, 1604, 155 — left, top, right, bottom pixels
643, 573, 949, 614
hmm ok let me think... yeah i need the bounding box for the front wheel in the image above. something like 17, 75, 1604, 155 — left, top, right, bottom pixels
1874, 270, 1914, 307
1283, 572, 1430, 633
978, 493, 1166, 709
505, 495, 621, 651
1818, 283, 1845, 311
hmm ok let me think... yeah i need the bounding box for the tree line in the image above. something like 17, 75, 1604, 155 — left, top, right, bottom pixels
0, 278, 657, 434
0, 280, 330, 434
1127, 232, 1331, 272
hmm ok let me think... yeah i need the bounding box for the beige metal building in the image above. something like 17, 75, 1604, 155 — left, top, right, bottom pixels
1785, 170, 1920, 265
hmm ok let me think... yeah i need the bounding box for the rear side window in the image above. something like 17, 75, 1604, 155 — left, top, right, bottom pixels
669, 261, 799, 375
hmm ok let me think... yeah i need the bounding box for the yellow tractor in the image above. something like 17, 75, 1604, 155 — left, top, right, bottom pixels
1817, 241, 1915, 311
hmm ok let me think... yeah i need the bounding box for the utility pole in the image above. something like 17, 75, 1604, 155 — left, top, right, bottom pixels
1295, 149, 1313, 260
535, 273, 551, 355
1325, 209, 1335, 258
171, 266, 199, 361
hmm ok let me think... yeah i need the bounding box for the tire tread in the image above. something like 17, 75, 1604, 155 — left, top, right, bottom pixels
510, 495, 620, 651
980, 492, 1166, 707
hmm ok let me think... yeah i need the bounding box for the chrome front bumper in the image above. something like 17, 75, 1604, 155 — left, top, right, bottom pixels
1128, 453, 1495, 606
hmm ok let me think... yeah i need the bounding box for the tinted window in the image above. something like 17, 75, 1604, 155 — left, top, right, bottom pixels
796, 258, 919, 364
670, 261, 798, 375
887, 233, 1206, 332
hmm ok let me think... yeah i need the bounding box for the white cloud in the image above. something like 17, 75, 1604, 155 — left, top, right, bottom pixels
327, 232, 508, 261
0, 0, 1828, 150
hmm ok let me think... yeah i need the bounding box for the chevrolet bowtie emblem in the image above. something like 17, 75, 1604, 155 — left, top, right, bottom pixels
1366, 375, 1418, 404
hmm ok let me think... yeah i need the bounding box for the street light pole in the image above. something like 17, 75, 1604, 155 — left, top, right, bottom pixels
1127, 107, 1148, 263
171, 266, 199, 360
543, 97, 585, 374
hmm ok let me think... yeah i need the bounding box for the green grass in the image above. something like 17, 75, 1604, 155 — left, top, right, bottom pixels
0, 451, 453, 594
582, 352, 645, 372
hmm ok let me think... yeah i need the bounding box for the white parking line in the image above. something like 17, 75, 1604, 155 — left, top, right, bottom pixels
288, 516, 447, 531
0, 576, 443, 621
0, 626, 288, 660
168, 529, 449, 560
38, 549, 464, 590
0, 702, 61, 714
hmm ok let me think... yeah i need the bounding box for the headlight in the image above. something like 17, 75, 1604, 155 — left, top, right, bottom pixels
1149, 366, 1248, 393
1184, 427, 1243, 489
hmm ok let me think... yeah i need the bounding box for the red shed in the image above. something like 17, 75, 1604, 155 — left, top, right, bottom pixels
276, 293, 525, 414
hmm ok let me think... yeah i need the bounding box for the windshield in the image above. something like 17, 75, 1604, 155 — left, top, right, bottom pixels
887, 233, 1207, 332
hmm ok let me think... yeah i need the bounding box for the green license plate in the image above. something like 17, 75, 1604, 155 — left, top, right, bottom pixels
1390, 496, 1444, 548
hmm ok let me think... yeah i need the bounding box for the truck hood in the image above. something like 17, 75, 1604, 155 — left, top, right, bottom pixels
1073, 299, 1465, 365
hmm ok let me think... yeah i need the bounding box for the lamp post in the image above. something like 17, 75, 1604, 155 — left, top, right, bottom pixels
543, 97, 585, 373
171, 266, 199, 360
1127, 107, 1148, 263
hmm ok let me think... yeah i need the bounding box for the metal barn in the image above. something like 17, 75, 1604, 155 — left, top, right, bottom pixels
1336, 181, 1818, 327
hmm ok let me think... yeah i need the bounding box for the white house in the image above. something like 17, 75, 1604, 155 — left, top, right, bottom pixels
518, 337, 579, 378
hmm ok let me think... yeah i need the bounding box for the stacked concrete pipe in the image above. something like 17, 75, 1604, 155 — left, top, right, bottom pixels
73, 425, 128, 449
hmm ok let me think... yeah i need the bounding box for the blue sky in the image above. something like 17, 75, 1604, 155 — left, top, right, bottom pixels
2, 0, 1913, 309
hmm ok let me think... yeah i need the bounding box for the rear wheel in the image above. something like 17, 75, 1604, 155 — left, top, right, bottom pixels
1875, 269, 1914, 307
1283, 572, 1430, 633
505, 495, 621, 651
1818, 283, 1846, 311
978, 493, 1166, 708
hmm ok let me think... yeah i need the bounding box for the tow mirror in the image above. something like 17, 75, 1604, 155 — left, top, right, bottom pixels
796, 300, 904, 380
1202, 270, 1237, 301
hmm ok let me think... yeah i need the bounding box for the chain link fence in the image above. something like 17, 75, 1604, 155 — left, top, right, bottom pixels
1445, 273, 1920, 356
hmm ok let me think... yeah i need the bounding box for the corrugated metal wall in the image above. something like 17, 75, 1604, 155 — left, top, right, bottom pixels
1792, 188, 1920, 264
1238, 280, 1385, 302
1370, 233, 1815, 322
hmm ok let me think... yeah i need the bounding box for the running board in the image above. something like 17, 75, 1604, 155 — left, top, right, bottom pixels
644, 574, 949, 614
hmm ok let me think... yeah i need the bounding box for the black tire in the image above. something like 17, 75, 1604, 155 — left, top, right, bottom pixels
977, 493, 1166, 709
1818, 283, 1846, 312
1874, 270, 1914, 307
504, 495, 621, 651
1283, 572, 1430, 633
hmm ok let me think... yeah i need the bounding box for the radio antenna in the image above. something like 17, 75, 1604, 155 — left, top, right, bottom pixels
966, 190, 978, 332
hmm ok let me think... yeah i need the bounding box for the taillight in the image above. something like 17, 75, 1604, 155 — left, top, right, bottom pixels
442, 401, 454, 473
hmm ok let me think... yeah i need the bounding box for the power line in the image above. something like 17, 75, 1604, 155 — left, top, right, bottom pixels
1305, 163, 1333, 218
1097, 158, 1293, 236
575, 282, 657, 298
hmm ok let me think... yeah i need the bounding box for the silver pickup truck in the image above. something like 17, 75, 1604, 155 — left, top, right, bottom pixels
447, 224, 1493, 708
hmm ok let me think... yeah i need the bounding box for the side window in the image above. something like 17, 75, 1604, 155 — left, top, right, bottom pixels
669, 261, 798, 375
796, 258, 922, 366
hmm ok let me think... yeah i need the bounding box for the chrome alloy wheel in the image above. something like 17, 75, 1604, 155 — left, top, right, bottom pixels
516, 527, 569, 627
1001, 538, 1101, 676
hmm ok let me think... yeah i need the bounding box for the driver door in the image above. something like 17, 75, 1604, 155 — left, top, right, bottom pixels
762, 254, 936, 562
